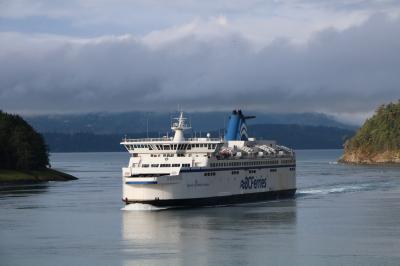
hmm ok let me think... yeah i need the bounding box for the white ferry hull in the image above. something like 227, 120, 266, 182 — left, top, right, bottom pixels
120, 110, 296, 207
122, 165, 296, 207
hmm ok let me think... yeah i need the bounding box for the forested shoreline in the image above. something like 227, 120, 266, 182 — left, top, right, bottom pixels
0, 111, 76, 183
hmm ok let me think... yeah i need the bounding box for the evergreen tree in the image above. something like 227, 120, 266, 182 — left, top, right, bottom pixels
0, 111, 49, 170
344, 100, 400, 153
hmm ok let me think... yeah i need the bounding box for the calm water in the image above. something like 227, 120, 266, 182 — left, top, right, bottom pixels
1, 150, 400, 266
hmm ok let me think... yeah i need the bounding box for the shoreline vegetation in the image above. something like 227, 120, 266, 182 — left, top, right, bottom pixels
0, 111, 77, 184
340, 101, 400, 164
0, 168, 77, 184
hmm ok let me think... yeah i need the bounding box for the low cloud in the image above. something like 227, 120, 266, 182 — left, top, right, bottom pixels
0, 14, 400, 123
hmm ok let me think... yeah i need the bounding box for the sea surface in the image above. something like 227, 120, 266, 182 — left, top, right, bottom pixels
1, 150, 400, 266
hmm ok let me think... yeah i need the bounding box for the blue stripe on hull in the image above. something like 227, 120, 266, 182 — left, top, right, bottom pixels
180, 164, 296, 173
125, 181, 157, 185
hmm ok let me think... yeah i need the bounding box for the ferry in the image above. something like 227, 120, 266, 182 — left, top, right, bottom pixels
121, 110, 296, 207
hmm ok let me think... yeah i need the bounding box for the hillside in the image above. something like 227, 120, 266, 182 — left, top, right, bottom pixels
24, 111, 355, 134
43, 124, 354, 152
340, 101, 400, 164
247, 124, 354, 149
0, 111, 77, 183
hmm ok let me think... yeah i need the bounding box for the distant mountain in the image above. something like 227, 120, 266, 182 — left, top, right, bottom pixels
25, 111, 356, 134
247, 124, 354, 149
43, 124, 355, 152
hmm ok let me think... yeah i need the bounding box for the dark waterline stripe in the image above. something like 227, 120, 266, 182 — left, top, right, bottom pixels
125, 181, 158, 185
124, 189, 296, 207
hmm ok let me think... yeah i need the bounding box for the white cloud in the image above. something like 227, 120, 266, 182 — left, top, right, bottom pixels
0, 13, 399, 123
1, 1, 400, 123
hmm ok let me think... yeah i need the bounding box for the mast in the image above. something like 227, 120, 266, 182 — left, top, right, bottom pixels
171, 111, 191, 142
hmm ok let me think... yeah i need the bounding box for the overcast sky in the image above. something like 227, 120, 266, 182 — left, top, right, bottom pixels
1, 0, 400, 124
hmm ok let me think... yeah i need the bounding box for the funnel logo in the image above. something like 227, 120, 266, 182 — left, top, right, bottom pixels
240, 122, 248, 140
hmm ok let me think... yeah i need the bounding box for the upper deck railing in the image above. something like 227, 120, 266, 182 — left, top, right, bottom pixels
121, 137, 223, 143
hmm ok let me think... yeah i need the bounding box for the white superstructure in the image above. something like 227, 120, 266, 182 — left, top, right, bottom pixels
121, 110, 296, 207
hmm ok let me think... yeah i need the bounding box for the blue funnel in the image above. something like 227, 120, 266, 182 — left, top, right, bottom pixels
224, 110, 255, 141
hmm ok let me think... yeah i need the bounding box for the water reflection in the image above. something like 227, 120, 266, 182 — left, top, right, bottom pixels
122, 200, 297, 266
0, 184, 49, 199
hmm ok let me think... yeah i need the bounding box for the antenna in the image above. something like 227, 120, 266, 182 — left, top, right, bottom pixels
146, 115, 149, 138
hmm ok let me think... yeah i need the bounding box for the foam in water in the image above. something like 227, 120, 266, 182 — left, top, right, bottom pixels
121, 203, 168, 211
298, 185, 365, 196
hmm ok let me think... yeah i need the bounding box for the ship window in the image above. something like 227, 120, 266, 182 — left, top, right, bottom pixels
182, 163, 190, 167
172, 164, 180, 167
164, 145, 170, 150
151, 164, 159, 167
232, 170, 239, 175
142, 164, 149, 168
270, 169, 277, 172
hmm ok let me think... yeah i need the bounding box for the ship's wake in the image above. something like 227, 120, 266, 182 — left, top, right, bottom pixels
296, 179, 394, 198
121, 203, 169, 211
297, 185, 366, 196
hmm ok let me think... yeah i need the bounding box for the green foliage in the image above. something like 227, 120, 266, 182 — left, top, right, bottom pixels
345, 100, 400, 153
0, 111, 49, 170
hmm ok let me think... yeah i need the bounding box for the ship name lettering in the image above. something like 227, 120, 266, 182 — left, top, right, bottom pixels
240, 176, 267, 190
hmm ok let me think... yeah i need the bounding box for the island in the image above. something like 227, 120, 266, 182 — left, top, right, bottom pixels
340, 101, 400, 164
0, 111, 77, 184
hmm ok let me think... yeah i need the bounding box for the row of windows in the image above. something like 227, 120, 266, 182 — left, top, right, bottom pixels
150, 154, 208, 158
127, 143, 218, 151
206, 169, 257, 176
289, 167, 296, 171
282, 159, 295, 164
204, 172, 216, 176
210, 160, 280, 168
141, 163, 191, 168
270, 169, 277, 172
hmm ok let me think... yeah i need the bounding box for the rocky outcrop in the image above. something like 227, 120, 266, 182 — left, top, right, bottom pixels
340, 101, 400, 165
340, 150, 400, 164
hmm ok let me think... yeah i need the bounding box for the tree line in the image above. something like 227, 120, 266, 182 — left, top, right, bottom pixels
345, 100, 400, 153
0, 111, 49, 170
